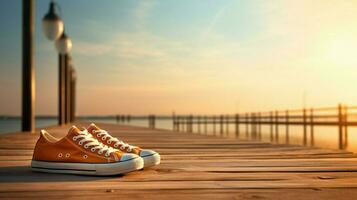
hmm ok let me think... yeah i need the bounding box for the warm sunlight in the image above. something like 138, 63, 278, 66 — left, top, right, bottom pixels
327, 36, 357, 66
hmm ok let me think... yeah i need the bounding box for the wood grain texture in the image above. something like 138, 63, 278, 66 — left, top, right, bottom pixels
0, 122, 357, 199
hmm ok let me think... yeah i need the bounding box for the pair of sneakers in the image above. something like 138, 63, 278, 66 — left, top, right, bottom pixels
31, 123, 160, 176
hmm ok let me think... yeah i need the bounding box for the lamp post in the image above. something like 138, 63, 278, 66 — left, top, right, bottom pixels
22, 0, 35, 132
56, 32, 72, 124
42, 1, 72, 125
70, 67, 76, 122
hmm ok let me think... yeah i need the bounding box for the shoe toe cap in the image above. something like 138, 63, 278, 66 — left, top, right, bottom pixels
139, 149, 157, 157
120, 153, 139, 161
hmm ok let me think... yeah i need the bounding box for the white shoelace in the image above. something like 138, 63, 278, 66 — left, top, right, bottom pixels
72, 130, 118, 157
93, 129, 135, 152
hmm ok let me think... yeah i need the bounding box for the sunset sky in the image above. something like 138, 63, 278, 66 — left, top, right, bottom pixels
1, 0, 357, 116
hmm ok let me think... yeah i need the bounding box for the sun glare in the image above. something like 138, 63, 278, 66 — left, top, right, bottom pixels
327, 37, 357, 66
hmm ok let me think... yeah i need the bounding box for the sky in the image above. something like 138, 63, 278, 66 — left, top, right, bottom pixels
1, 0, 357, 116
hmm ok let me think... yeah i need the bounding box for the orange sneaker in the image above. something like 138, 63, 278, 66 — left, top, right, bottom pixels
31, 126, 144, 175
87, 123, 160, 168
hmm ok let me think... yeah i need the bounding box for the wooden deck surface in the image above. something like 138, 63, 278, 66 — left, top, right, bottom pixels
1, 122, 357, 199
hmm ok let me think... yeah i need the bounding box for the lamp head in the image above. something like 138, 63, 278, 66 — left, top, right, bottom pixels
42, 2, 64, 40
55, 32, 72, 54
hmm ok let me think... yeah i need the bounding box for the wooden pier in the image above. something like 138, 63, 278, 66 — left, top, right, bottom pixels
1, 122, 357, 199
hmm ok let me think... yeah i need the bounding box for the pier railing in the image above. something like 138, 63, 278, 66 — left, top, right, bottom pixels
112, 104, 357, 149
171, 104, 355, 149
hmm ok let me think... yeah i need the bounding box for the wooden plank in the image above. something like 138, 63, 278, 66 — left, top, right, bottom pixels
0, 122, 357, 199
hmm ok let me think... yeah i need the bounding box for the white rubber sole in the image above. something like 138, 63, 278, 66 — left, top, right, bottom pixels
31, 157, 144, 176
142, 153, 161, 168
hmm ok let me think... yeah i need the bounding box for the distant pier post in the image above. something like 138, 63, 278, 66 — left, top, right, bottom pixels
285, 110, 289, 144
245, 113, 249, 138
220, 115, 224, 135
310, 108, 314, 146
197, 115, 201, 133
235, 114, 239, 137
65, 54, 71, 123
303, 108, 307, 145
275, 111, 279, 142
70, 67, 76, 122
270, 111, 273, 141
58, 54, 66, 125
338, 104, 344, 149
148, 115, 156, 129
213, 116, 216, 134
343, 106, 348, 149
22, 0, 35, 132
204, 116, 207, 134
225, 115, 229, 136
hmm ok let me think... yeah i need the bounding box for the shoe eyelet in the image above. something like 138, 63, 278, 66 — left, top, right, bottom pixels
102, 136, 106, 140
105, 153, 110, 157
78, 141, 83, 145
98, 151, 103, 155
72, 136, 77, 141
58, 153, 63, 158
84, 144, 89, 149
107, 141, 111, 144
83, 155, 88, 159
65, 153, 70, 158
91, 148, 96, 152
120, 146, 125, 150
114, 144, 118, 148
97, 134, 101, 137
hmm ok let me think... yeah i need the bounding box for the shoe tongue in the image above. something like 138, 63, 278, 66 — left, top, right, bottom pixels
87, 123, 101, 133
67, 126, 82, 137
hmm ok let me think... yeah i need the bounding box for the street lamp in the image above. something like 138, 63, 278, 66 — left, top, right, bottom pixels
55, 32, 72, 55
42, 1, 74, 125
42, 1, 64, 40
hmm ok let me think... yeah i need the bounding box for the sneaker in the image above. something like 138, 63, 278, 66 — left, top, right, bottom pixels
87, 123, 161, 168
31, 126, 144, 175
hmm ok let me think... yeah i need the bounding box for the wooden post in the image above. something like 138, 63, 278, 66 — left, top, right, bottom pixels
251, 113, 256, 139
189, 115, 193, 133
235, 114, 239, 137
270, 111, 273, 142
64, 55, 71, 123
148, 115, 156, 129
344, 106, 348, 149
197, 115, 201, 133
213, 116, 216, 135
250, 113, 254, 139
58, 54, 66, 125
338, 104, 344, 149
153, 115, 156, 129
70, 67, 76, 122
22, 0, 35, 132
303, 108, 307, 145
275, 111, 279, 142
172, 113, 176, 131
285, 110, 289, 144
225, 115, 229, 136
245, 113, 249, 138
204, 116, 207, 134
148, 115, 151, 128
258, 112, 262, 140
310, 108, 314, 146
181, 116, 185, 132
219, 115, 223, 136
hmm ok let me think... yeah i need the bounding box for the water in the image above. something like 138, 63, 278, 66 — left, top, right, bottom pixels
1, 117, 356, 153
0, 117, 172, 134
0, 117, 57, 134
